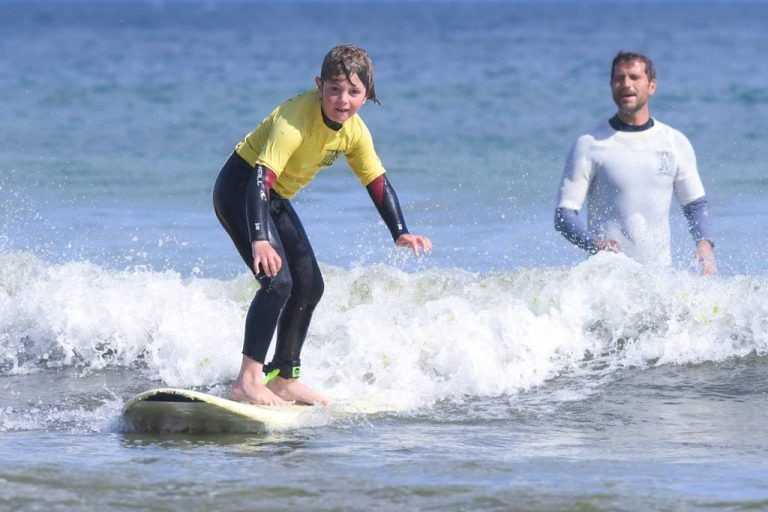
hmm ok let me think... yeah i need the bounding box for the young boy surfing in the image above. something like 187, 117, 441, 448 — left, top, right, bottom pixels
213, 45, 431, 406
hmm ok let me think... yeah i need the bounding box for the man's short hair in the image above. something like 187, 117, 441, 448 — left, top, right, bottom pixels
321, 44, 379, 104
611, 51, 656, 82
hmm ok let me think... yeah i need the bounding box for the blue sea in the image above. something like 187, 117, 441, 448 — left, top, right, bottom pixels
2, 1, 768, 510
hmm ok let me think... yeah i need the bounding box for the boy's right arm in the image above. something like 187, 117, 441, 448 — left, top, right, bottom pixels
246, 164, 275, 242
246, 164, 281, 276
244, 116, 303, 277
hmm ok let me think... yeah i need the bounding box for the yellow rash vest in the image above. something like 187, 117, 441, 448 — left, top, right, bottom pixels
235, 89, 386, 199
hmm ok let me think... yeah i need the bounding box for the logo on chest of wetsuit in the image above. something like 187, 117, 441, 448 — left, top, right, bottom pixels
319, 150, 342, 167
656, 151, 675, 177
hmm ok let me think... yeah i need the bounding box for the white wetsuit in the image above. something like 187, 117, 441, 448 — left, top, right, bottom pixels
556, 118, 706, 265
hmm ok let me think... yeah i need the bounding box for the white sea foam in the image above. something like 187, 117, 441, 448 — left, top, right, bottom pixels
1, 251, 766, 414
0, 397, 124, 434
0, 251, 248, 386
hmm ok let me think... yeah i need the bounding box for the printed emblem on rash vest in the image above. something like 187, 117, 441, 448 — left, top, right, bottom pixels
320, 150, 342, 167
656, 151, 675, 177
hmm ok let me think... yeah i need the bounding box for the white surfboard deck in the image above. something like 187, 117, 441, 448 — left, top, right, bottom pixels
122, 387, 313, 434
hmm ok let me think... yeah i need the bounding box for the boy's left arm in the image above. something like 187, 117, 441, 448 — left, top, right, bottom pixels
347, 121, 430, 255
366, 174, 431, 255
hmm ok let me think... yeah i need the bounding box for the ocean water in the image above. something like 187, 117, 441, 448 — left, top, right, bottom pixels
1, 0, 768, 510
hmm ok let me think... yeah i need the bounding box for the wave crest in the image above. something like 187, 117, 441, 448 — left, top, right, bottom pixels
1, 251, 766, 409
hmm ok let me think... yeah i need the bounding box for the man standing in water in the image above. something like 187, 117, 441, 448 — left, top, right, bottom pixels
554, 51, 716, 274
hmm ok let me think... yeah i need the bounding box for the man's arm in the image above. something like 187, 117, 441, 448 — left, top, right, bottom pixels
554, 208, 597, 253
682, 197, 716, 275
554, 208, 620, 253
672, 131, 715, 274
554, 135, 623, 253
682, 197, 712, 243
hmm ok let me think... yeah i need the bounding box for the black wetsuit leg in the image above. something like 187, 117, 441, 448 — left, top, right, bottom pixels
269, 196, 324, 372
212, 152, 323, 372
213, 152, 292, 363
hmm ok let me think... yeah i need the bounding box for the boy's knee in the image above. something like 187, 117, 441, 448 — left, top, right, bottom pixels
293, 271, 324, 307
308, 275, 324, 305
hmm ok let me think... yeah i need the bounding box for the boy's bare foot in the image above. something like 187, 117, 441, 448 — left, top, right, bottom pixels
267, 376, 330, 405
229, 355, 288, 406
230, 381, 288, 406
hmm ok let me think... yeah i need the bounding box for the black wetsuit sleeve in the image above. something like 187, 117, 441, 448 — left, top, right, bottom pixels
554, 207, 598, 253
682, 197, 713, 245
246, 164, 275, 242
366, 174, 410, 241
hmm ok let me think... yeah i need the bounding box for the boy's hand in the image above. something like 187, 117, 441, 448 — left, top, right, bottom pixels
396, 234, 432, 256
252, 240, 281, 277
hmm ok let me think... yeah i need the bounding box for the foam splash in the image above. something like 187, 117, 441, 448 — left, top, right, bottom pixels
0, 397, 124, 434
1, 251, 767, 413
308, 254, 768, 409
0, 251, 248, 386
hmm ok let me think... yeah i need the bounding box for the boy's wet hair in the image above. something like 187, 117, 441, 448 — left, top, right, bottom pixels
320, 44, 379, 104
611, 51, 656, 82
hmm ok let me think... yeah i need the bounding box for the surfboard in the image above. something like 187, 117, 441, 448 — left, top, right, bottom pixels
121, 387, 312, 434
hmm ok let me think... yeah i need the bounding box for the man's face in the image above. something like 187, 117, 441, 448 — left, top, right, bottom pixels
611, 60, 656, 116
315, 73, 367, 124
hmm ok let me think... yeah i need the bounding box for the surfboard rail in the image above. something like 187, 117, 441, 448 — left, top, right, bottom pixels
122, 387, 312, 434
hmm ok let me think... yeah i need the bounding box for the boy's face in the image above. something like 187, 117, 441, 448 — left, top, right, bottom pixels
315, 73, 367, 124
